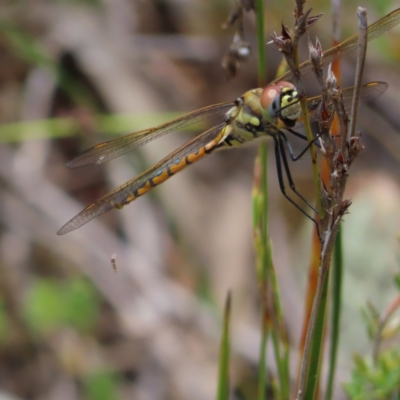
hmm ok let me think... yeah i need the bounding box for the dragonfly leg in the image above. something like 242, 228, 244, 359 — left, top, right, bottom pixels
286, 128, 322, 150
272, 135, 319, 231
281, 130, 321, 161
276, 134, 318, 214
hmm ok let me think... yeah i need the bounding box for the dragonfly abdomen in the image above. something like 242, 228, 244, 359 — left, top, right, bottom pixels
113, 132, 225, 209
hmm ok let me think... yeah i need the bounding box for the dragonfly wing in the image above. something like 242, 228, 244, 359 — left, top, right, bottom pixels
340, 81, 388, 104
67, 102, 234, 168
306, 81, 388, 121
273, 8, 400, 82
57, 122, 228, 235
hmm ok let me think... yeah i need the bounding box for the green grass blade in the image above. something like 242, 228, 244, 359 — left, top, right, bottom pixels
303, 273, 330, 400
253, 1, 271, 398
217, 291, 232, 400
325, 228, 343, 400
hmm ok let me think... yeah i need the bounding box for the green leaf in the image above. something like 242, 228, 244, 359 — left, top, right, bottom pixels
23, 277, 100, 336
83, 370, 119, 400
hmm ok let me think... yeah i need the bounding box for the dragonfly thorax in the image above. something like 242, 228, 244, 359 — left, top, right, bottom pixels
260, 81, 301, 128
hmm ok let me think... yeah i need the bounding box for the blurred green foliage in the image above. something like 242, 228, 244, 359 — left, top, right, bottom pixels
0, 22, 56, 69
58, 0, 101, 6
344, 263, 400, 400
0, 21, 98, 107
344, 351, 400, 399
83, 370, 119, 400
22, 277, 100, 336
19, 277, 121, 400
0, 298, 10, 343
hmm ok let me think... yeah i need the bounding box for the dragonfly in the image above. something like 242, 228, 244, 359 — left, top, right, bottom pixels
57, 8, 400, 235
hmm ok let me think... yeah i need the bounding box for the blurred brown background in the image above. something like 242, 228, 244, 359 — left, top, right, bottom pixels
0, 0, 399, 399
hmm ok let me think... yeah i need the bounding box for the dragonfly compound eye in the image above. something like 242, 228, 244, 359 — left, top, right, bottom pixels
260, 81, 301, 128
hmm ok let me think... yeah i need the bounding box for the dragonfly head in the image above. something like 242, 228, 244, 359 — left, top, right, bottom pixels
260, 81, 301, 128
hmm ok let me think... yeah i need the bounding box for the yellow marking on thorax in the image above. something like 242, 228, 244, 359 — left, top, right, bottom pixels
223, 89, 265, 147
238, 90, 263, 124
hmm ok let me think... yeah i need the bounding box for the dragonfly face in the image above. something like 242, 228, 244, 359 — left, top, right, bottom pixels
220, 81, 301, 149
58, 7, 400, 235
260, 81, 301, 128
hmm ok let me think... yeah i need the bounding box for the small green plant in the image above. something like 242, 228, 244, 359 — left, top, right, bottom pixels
344, 350, 400, 399
344, 269, 400, 399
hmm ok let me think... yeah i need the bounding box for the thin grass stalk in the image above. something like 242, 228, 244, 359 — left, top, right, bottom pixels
254, 0, 289, 397
297, 260, 330, 400
216, 292, 232, 400
346, 9, 368, 141
0, 118, 80, 142
326, 17, 368, 399
326, 13, 368, 397
269, 264, 290, 400
291, 7, 323, 394
0, 112, 202, 143
292, 10, 325, 386
326, 227, 343, 400
298, 9, 369, 400
258, 313, 268, 400
292, 8, 328, 400
257, 7, 288, 389
253, 1, 271, 398
255, 0, 267, 88
303, 4, 345, 397
303, 273, 330, 400
252, 145, 271, 400
298, 237, 319, 363
254, 2, 293, 398
326, 2, 344, 398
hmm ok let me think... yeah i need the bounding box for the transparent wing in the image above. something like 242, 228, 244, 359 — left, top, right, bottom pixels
57, 122, 227, 235
306, 81, 388, 120
273, 8, 400, 82
332, 81, 387, 104
67, 102, 233, 168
